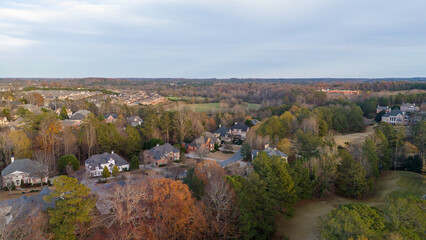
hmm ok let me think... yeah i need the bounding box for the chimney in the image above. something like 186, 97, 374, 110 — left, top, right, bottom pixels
156, 143, 160, 147
11, 156, 14, 163
219, 124, 221, 128
111, 150, 114, 154
235, 122, 238, 125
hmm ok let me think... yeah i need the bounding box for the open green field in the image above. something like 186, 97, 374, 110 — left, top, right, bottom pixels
185, 103, 261, 112
166, 102, 262, 112
276, 171, 425, 240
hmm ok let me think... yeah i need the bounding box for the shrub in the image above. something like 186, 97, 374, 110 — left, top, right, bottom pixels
102, 166, 110, 179
130, 155, 139, 170
112, 165, 120, 177
58, 154, 80, 173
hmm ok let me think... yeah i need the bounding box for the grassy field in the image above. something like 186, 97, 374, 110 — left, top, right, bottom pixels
276, 171, 425, 240
334, 125, 375, 146
167, 102, 262, 112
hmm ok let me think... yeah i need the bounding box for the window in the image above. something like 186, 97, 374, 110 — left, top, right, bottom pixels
16, 180, 20, 185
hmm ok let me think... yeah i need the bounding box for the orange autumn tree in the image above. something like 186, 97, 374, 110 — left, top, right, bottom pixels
147, 178, 207, 240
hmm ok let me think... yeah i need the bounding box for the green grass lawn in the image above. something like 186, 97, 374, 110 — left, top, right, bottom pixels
276, 171, 425, 240
165, 101, 262, 112
184, 102, 261, 112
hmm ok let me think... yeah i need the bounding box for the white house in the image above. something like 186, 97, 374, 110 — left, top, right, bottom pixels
85, 151, 129, 177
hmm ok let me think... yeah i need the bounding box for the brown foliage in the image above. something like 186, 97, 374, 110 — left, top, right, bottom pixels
146, 178, 207, 239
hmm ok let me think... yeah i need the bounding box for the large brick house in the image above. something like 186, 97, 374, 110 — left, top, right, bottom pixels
104, 114, 118, 123
184, 132, 220, 153
144, 143, 180, 167
1, 157, 49, 188
381, 109, 408, 125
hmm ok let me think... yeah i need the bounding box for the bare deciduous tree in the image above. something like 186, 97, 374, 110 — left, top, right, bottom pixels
174, 104, 191, 143
0, 131, 12, 169
2, 203, 51, 240
32, 150, 52, 186
101, 184, 149, 240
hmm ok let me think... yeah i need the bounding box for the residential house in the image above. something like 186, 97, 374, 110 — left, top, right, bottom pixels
144, 143, 180, 167
376, 105, 391, 114
69, 110, 91, 125
0, 187, 56, 233
1, 157, 49, 188
213, 125, 232, 142
8, 117, 26, 131
400, 103, 420, 113
251, 147, 288, 162
251, 119, 260, 126
184, 132, 220, 152
0, 117, 9, 127
85, 151, 129, 177
231, 122, 250, 139
23, 104, 41, 114
381, 109, 408, 125
127, 116, 143, 127
104, 114, 118, 123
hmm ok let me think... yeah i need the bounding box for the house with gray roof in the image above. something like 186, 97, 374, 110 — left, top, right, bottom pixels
104, 113, 118, 123
1, 157, 48, 188
85, 151, 129, 177
400, 103, 420, 113
0, 187, 56, 232
381, 109, 409, 125
251, 147, 288, 162
376, 105, 391, 114
127, 116, 143, 127
184, 131, 220, 153
213, 125, 232, 142
144, 143, 180, 167
231, 122, 250, 139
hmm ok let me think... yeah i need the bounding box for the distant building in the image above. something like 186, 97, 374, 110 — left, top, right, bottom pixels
127, 116, 143, 127
85, 151, 129, 177
144, 143, 180, 167
184, 132, 220, 153
400, 103, 420, 113
1, 157, 49, 188
251, 146, 288, 162
213, 125, 232, 142
376, 105, 391, 114
231, 122, 250, 139
381, 109, 408, 125
104, 114, 118, 123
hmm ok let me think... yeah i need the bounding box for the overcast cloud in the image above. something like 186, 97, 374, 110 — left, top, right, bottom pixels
0, 0, 425, 78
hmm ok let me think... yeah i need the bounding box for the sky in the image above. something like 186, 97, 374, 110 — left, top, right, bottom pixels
0, 0, 425, 78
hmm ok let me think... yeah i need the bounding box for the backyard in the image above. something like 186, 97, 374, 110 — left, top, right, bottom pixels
334, 125, 375, 146
275, 171, 425, 240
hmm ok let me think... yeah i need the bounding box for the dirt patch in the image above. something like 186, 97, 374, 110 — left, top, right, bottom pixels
334, 125, 375, 146
206, 151, 233, 161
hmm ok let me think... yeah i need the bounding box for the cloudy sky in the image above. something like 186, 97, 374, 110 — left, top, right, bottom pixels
0, 0, 425, 78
